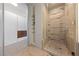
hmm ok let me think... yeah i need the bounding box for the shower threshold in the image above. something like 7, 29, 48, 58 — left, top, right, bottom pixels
44, 39, 72, 56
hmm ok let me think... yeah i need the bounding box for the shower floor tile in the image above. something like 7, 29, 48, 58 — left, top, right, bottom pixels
44, 39, 72, 56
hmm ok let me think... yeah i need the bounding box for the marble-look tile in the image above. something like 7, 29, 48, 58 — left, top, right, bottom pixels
44, 40, 72, 56
16, 46, 50, 56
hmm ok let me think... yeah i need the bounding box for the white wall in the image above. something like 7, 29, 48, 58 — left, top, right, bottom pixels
35, 4, 43, 48
4, 3, 27, 17
4, 3, 28, 46
28, 4, 47, 48
18, 16, 27, 31
4, 11, 17, 46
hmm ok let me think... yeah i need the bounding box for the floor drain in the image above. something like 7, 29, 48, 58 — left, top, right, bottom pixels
58, 48, 62, 50
72, 52, 75, 56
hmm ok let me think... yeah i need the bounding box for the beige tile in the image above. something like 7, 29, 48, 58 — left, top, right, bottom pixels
44, 40, 72, 56
16, 46, 50, 56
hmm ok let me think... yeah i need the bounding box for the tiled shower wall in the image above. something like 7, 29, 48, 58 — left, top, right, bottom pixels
65, 4, 76, 53
47, 8, 67, 43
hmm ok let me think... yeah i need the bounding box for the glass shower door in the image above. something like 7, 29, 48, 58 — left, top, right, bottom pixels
0, 3, 4, 56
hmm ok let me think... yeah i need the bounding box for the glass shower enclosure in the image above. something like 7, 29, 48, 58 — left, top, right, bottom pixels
0, 3, 28, 56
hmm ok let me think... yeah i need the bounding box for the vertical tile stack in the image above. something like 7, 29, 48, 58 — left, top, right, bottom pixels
47, 8, 66, 43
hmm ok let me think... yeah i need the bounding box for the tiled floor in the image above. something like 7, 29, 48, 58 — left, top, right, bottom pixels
16, 45, 50, 56
44, 39, 72, 56
11, 39, 72, 56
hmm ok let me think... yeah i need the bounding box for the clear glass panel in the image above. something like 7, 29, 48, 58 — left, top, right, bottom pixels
4, 3, 28, 56
0, 3, 3, 56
